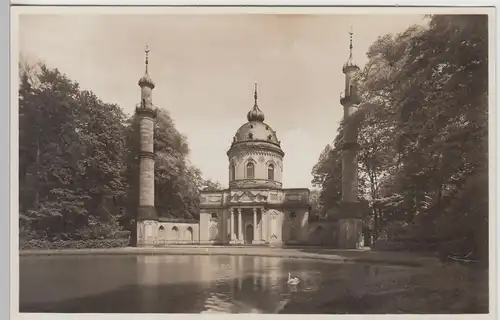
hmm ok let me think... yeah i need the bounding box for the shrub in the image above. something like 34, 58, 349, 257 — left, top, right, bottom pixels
20, 238, 130, 250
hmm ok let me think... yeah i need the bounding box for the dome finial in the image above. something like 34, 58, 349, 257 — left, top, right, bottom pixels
247, 82, 265, 122
254, 82, 258, 106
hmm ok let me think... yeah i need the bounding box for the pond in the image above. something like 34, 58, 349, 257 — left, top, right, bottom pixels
19, 254, 488, 314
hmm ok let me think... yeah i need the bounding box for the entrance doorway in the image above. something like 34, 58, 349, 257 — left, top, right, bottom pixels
245, 225, 254, 244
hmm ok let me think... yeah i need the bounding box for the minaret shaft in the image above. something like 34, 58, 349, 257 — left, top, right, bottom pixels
138, 117, 155, 207
141, 86, 153, 109
341, 83, 359, 204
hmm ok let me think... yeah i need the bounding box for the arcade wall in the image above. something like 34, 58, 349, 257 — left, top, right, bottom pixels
137, 220, 200, 246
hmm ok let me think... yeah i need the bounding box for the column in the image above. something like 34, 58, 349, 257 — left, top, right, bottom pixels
238, 208, 243, 242
252, 208, 258, 243
230, 209, 235, 241
260, 209, 263, 240
261, 209, 267, 243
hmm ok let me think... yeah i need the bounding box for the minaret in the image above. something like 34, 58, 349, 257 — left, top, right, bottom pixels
136, 46, 158, 246
338, 28, 364, 249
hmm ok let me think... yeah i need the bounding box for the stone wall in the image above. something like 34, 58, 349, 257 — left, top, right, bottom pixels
199, 210, 227, 244
137, 219, 200, 246
137, 220, 157, 247
282, 208, 309, 245
306, 221, 339, 247
156, 221, 199, 245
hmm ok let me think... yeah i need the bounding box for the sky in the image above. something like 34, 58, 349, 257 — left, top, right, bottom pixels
18, 12, 427, 189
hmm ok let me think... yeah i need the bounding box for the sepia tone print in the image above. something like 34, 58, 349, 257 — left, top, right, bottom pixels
15, 8, 492, 315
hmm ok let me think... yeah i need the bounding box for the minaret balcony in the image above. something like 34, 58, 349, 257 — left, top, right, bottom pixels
136, 103, 158, 118
340, 93, 362, 106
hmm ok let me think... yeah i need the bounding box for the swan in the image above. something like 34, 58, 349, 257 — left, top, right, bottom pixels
287, 272, 300, 285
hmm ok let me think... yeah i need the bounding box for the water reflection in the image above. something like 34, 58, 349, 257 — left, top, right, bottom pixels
19, 254, 483, 314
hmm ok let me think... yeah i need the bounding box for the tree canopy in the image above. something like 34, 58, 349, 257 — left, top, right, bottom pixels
19, 61, 222, 242
311, 15, 488, 259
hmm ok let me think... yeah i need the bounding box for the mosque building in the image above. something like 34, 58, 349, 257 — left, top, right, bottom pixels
196, 83, 311, 246
135, 32, 364, 248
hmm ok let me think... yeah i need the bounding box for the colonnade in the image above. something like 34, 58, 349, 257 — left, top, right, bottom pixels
229, 207, 265, 244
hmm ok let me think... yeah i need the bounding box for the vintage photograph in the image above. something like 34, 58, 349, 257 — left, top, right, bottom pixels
13, 6, 493, 315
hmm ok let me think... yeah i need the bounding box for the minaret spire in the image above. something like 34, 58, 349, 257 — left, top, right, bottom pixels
349, 26, 353, 59
145, 45, 150, 74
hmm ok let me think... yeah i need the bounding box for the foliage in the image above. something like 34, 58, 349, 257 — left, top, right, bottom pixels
20, 238, 130, 250
308, 188, 323, 219
19, 61, 218, 246
200, 179, 224, 192
311, 134, 343, 215
311, 15, 489, 259
19, 63, 128, 240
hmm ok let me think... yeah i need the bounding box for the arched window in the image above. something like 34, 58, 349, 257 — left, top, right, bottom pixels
268, 164, 274, 180
158, 225, 165, 241
246, 162, 255, 179
231, 163, 236, 181
187, 226, 193, 241
172, 226, 179, 239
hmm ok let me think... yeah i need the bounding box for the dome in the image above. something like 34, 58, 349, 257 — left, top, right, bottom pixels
342, 56, 359, 74
230, 83, 281, 147
138, 72, 155, 88
233, 121, 280, 145
227, 84, 284, 189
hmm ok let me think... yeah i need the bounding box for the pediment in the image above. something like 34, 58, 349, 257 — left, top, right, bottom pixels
229, 191, 267, 204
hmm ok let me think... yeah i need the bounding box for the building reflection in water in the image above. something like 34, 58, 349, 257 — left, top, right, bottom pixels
253, 256, 258, 287
207, 255, 287, 313
134, 254, 294, 313
21, 254, 442, 314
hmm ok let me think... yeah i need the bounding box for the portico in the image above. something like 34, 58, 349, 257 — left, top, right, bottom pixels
228, 207, 265, 244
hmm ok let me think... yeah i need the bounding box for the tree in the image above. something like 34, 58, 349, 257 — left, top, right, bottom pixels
19, 61, 232, 245
311, 134, 343, 217
312, 15, 489, 259
19, 61, 129, 240
200, 179, 224, 192
308, 188, 323, 219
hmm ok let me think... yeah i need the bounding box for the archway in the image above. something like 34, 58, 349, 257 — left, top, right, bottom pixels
158, 225, 165, 243
245, 225, 254, 244
187, 226, 194, 242
172, 226, 179, 241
